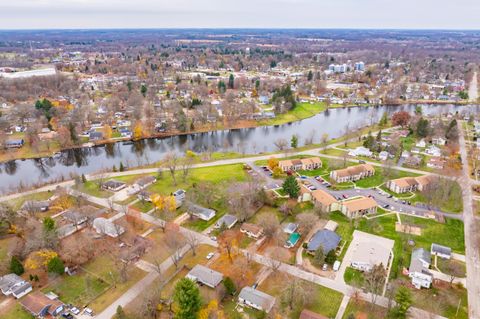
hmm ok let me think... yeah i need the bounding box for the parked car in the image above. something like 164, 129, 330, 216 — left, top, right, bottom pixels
210, 236, 217, 241
84, 308, 94, 317
322, 264, 328, 271
62, 313, 74, 319
206, 252, 215, 260
383, 204, 390, 209
70, 307, 80, 315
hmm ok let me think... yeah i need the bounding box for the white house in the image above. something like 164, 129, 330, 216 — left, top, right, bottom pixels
408, 248, 433, 289
238, 287, 276, 313
187, 204, 216, 221
425, 145, 442, 157
348, 146, 373, 157
93, 218, 125, 238
415, 139, 426, 148
431, 243, 452, 259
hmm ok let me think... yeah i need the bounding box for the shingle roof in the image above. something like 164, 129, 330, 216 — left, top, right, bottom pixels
341, 197, 377, 212
216, 214, 238, 228
431, 243, 452, 256
311, 189, 337, 206
239, 287, 276, 312
307, 229, 341, 253
186, 265, 223, 288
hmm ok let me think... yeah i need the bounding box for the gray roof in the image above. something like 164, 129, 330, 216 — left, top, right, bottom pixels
431, 243, 452, 256
188, 204, 216, 219
283, 223, 298, 234
11, 282, 32, 297
21, 200, 50, 211
412, 248, 431, 264
102, 180, 126, 189
135, 176, 156, 187
239, 287, 276, 312
0, 274, 26, 294
409, 259, 433, 277
186, 265, 223, 288
216, 214, 238, 228
307, 229, 341, 253
63, 211, 88, 225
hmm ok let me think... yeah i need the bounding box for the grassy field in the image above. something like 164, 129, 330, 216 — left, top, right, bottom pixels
329, 211, 464, 279
142, 230, 176, 264
258, 272, 343, 318
1, 303, 34, 319
257, 102, 327, 126
7, 191, 54, 210
147, 164, 247, 195
354, 168, 419, 189
342, 300, 387, 319
73, 181, 112, 198
343, 267, 365, 288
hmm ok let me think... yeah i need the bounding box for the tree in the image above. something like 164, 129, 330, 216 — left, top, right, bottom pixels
325, 249, 337, 265
391, 111, 411, 128
268, 157, 279, 170
364, 263, 386, 306
290, 134, 298, 148
228, 74, 235, 89
47, 256, 65, 275
282, 175, 300, 198
223, 276, 236, 295
416, 117, 430, 138
103, 124, 113, 139
115, 305, 127, 319
173, 278, 202, 319
181, 150, 196, 182
313, 247, 325, 266
281, 278, 313, 312
389, 286, 412, 319
321, 133, 329, 150
274, 138, 288, 151
164, 152, 179, 185
141, 84, 148, 97
307, 70, 313, 81
133, 122, 143, 140
81, 174, 87, 183
43, 217, 56, 232
296, 212, 318, 234
379, 111, 389, 127
10, 256, 24, 275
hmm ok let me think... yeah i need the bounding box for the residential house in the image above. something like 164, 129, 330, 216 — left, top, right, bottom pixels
137, 190, 153, 202
89, 131, 104, 141
323, 220, 338, 232
19, 291, 65, 317
306, 229, 341, 254
425, 145, 442, 157
20, 200, 50, 213
387, 175, 433, 194
339, 196, 377, 218
134, 176, 157, 189
403, 156, 422, 167
311, 189, 337, 212
93, 218, 125, 238
240, 223, 264, 239
173, 189, 186, 208
63, 210, 88, 226
187, 204, 216, 221
119, 128, 132, 138
0, 274, 32, 299
278, 157, 322, 172
299, 309, 328, 319
427, 157, 446, 169
431, 243, 452, 259
378, 151, 391, 161
238, 287, 276, 313
215, 214, 238, 229
349, 231, 394, 272
409, 248, 433, 289
186, 265, 223, 288
432, 137, 446, 146
329, 164, 375, 183
416, 139, 427, 148
4, 139, 25, 148
101, 180, 127, 192
348, 146, 373, 157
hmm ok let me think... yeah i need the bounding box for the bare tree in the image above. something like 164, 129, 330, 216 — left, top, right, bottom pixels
163, 152, 179, 186
185, 232, 200, 256
364, 263, 387, 307
274, 138, 288, 151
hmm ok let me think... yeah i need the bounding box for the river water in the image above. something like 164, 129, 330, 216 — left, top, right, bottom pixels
0, 104, 478, 193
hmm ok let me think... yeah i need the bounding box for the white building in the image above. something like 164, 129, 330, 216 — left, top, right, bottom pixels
408, 248, 433, 289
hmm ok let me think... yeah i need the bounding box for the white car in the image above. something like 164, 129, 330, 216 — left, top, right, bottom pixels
206, 252, 215, 260
70, 307, 80, 315
83, 308, 94, 317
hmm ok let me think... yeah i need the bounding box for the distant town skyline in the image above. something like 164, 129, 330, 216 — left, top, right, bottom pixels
0, 0, 479, 30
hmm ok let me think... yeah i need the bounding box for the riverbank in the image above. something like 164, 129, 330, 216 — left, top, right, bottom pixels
0, 100, 472, 164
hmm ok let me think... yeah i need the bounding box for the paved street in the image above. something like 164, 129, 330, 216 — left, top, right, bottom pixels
458, 121, 480, 318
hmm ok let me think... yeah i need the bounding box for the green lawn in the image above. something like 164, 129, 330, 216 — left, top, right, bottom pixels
330, 211, 464, 279
342, 300, 387, 319
7, 191, 54, 210
1, 303, 34, 319
147, 164, 247, 196
355, 168, 419, 189
257, 102, 327, 126
74, 181, 112, 198
344, 267, 365, 288
131, 200, 154, 213
43, 272, 110, 307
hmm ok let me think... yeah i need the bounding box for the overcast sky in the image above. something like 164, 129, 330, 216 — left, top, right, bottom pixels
0, 0, 479, 30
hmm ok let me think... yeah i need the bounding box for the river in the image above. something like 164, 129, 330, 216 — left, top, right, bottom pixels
0, 103, 478, 193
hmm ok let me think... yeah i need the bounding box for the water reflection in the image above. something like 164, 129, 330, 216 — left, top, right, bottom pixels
0, 103, 478, 192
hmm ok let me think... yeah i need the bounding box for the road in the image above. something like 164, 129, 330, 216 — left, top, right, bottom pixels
458, 121, 480, 319
469, 71, 478, 102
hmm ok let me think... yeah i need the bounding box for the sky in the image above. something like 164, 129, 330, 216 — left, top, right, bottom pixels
0, 0, 479, 30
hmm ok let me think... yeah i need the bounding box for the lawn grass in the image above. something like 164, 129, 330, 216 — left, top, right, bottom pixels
329, 211, 464, 279
147, 164, 247, 196
7, 191, 54, 211
344, 267, 365, 288
437, 258, 466, 277
1, 303, 34, 319
354, 168, 419, 189
43, 272, 110, 307
258, 272, 342, 318
131, 200, 153, 213
342, 300, 387, 319
257, 102, 327, 126
73, 181, 112, 198
142, 230, 174, 264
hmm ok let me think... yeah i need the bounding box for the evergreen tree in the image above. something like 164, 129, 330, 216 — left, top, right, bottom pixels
389, 286, 412, 318
290, 134, 298, 148
313, 247, 325, 266
282, 175, 300, 198
119, 162, 125, 172
416, 117, 430, 138
228, 74, 235, 89
307, 70, 313, 81
379, 111, 388, 126
140, 84, 147, 97
10, 256, 24, 275
325, 249, 337, 264
223, 277, 236, 295
81, 174, 87, 183
43, 217, 56, 232
173, 278, 202, 319
47, 256, 65, 275
116, 305, 127, 319
218, 81, 226, 94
